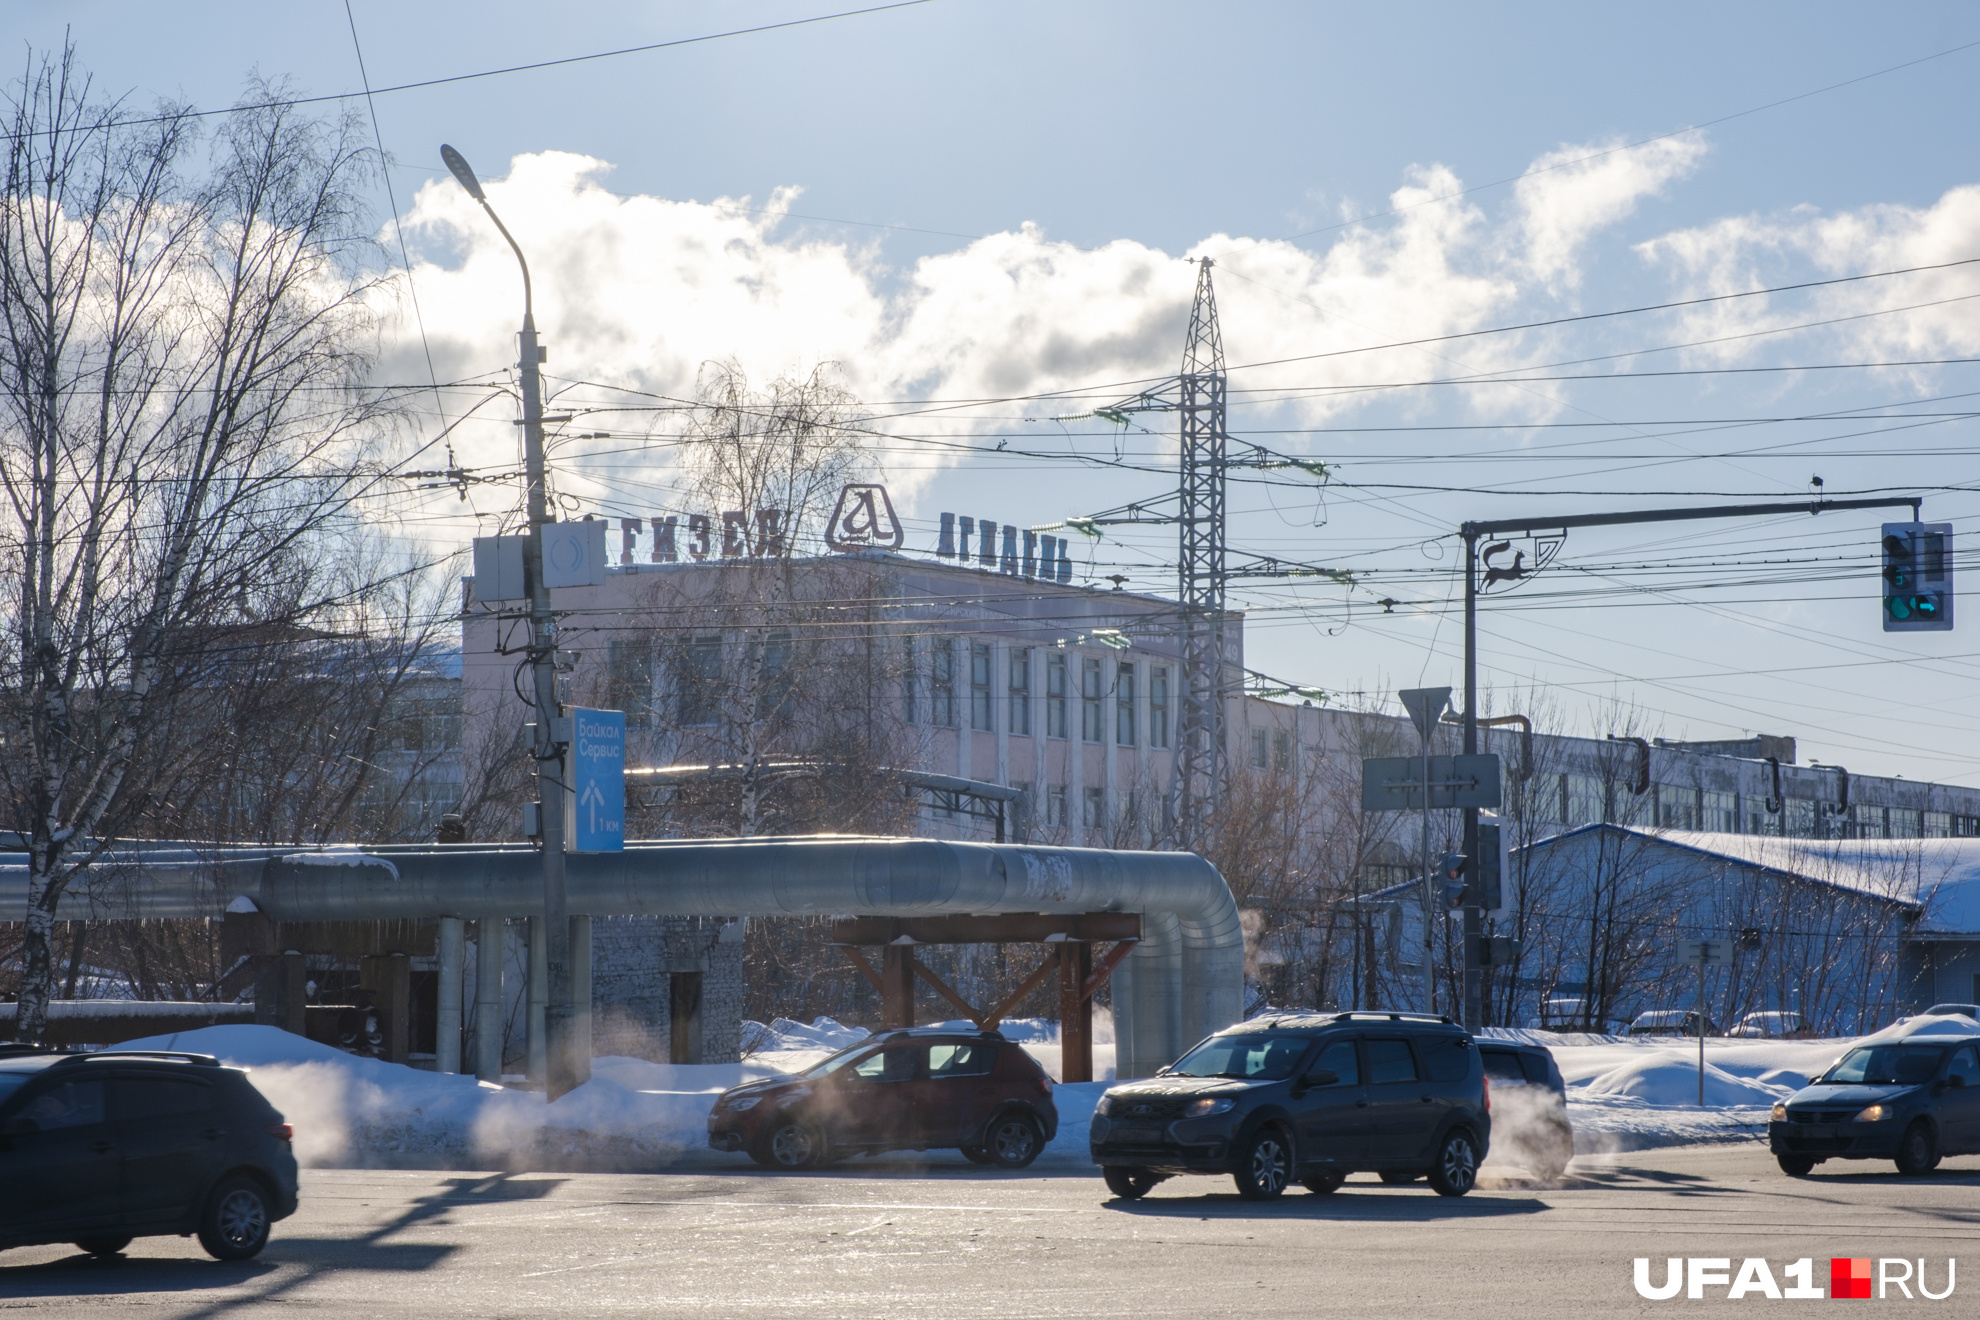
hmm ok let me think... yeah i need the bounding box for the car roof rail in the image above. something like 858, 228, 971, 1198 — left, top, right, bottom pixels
1329, 1011, 1456, 1026
53, 1050, 221, 1067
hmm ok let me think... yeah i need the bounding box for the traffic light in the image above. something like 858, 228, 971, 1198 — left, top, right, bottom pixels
1437, 853, 1468, 907
1882, 522, 1953, 632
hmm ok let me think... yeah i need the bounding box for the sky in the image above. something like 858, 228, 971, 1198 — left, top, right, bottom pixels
12, 1, 1980, 783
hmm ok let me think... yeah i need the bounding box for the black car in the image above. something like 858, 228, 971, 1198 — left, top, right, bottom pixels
1477, 1041, 1575, 1182
1090, 1012, 1492, 1200
1770, 1032, 1980, 1176
0, 1047, 299, 1260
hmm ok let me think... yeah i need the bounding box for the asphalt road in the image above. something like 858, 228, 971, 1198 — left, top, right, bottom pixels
4, 1145, 1977, 1316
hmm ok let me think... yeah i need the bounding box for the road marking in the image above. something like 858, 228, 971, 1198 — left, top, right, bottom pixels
521, 1253, 650, 1278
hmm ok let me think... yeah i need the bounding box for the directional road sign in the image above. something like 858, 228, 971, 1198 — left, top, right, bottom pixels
1678, 938, 1731, 966
1360, 754, 1503, 812
569, 708, 625, 852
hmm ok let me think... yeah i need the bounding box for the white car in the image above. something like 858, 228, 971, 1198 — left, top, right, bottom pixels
1728, 1011, 1804, 1038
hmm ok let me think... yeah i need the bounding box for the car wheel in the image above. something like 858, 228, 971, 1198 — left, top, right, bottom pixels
758, 1116, 828, 1170
1232, 1127, 1293, 1200
1103, 1166, 1162, 1200
197, 1175, 273, 1261
987, 1113, 1043, 1169
1378, 1170, 1421, 1185
74, 1236, 132, 1257
1895, 1121, 1940, 1176
1302, 1167, 1345, 1195
1776, 1153, 1817, 1177
1428, 1130, 1479, 1198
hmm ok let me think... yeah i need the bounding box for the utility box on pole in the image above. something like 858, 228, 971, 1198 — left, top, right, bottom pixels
471, 535, 530, 603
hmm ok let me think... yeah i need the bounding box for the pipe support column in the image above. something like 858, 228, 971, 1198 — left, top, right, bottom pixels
475, 917, 504, 1082
436, 917, 464, 1074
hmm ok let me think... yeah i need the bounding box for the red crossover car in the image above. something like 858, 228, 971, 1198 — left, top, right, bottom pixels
708, 1028, 1058, 1170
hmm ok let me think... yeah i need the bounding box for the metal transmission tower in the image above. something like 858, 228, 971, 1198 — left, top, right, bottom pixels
1071, 261, 1345, 850
1173, 259, 1231, 846
1078, 260, 1231, 848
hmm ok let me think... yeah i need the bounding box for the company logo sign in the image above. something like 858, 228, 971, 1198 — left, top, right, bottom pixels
1633, 1258, 1955, 1301
826, 484, 904, 552
1478, 531, 1565, 594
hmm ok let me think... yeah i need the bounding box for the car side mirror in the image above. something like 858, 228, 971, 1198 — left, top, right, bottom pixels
1945, 1075, 1966, 1090
1296, 1069, 1339, 1091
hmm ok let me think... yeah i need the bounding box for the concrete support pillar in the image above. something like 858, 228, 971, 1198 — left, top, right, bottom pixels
475, 917, 504, 1082
436, 917, 464, 1074
527, 916, 548, 1083
881, 943, 916, 1028
1057, 941, 1094, 1083
570, 914, 592, 1085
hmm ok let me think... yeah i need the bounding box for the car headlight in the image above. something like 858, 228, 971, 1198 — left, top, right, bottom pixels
1854, 1103, 1890, 1123
1770, 1102, 1787, 1122
728, 1096, 762, 1112
1185, 1097, 1237, 1118
1093, 1094, 1113, 1117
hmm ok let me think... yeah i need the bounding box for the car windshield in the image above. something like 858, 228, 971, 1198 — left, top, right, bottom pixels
800, 1042, 880, 1080
1168, 1033, 1310, 1081
1821, 1045, 1943, 1086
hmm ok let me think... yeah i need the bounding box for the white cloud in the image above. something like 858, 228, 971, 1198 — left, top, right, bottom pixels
374, 140, 1727, 528
1635, 183, 1980, 364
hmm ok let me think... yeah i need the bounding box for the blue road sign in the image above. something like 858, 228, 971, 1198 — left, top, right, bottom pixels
569, 708, 625, 852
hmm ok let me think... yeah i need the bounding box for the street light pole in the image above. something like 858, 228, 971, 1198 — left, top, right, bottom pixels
441, 145, 580, 1101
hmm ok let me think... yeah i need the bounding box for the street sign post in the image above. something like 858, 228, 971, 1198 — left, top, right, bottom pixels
569, 708, 625, 853
1679, 938, 1732, 1106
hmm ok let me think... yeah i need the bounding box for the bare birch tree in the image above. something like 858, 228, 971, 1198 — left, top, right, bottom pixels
0, 50, 391, 1041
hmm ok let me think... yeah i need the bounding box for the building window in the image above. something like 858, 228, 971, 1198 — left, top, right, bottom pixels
931, 643, 956, 727
1046, 785, 1068, 827
1082, 786, 1105, 829
1925, 810, 1953, 838
607, 640, 654, 729
902, 636, 918, 725
1272, 728, 1291, 773
1656, 785, 1699, 831
1250, 728, 1268, 769
1008, 648, 1032, 736
1115, 662, 1136, 747
756, 629, 794, 721
1566, 774, 1603, 825
1082, 658, 1104, 743
1783, 798, 1817, 836
970, 642, 993, 732
1149, 665, 1170, 749
1702, 790, 1737, 833
1047, 652, 1068, 739
678, 636, 722, 726
1890, 807, 1922, 838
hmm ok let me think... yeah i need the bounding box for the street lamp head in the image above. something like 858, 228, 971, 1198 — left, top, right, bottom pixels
440, 144, 486, 202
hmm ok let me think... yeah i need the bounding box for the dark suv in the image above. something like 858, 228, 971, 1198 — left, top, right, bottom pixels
0, 1048, 298, 1260
1090, 1012, 1492, 1200
1477, 1041, 1574, 1181
708, 1027, 1059, 1169
1770, 1033, 1980, 1176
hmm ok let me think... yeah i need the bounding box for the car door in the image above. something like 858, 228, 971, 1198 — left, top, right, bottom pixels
114, 1072, 225, 1227
924, 1041, 999, 1147
1291, 1037, 1366, 1165
839, 1044, 923, 1147
1939, 1044, 1980, 1152
0, 1076, 121, 1238
1361, 1037, 1439, 1164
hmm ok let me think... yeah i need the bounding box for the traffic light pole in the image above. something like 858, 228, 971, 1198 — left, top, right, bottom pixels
1459, 494, 1923, 1031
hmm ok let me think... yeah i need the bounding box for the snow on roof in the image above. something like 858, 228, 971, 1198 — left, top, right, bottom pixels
1526, 825, 1980, 936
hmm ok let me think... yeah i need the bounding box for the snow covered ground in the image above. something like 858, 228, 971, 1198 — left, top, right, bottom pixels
104, 1013, 1980, 1173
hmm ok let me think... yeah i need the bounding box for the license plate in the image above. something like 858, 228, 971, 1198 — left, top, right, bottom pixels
1109, 1125, 1161, 1142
